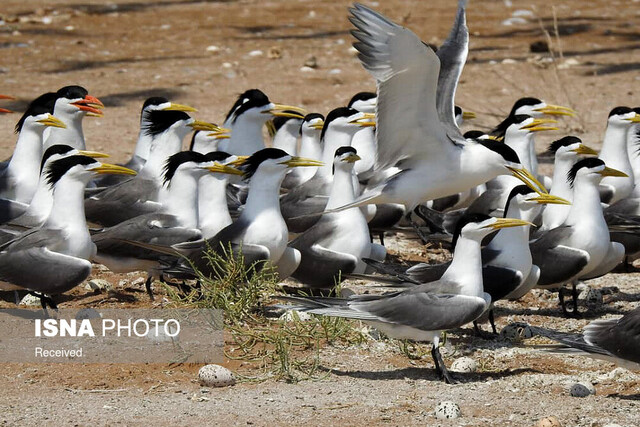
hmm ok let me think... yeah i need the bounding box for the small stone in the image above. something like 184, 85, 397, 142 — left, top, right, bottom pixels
299, 66, 315, 73
434, 401, 461, 420
502, 58, 517, 64
328, 68, 342, 75
19, 294, 42, 307
84, 279, 113, 292
500, 322, 533, 342
206, 45, 221, 53
279, 310, 312, 322
248, 50, 263, 57
267, 46, 282, 59
304, 56, 318, 68
222, 62, 233, 69
578, 287, 603, 308
198, 364, 235, 387
569, 382, 595, 397
538, 416, 562, 427
450, 357, 477, 373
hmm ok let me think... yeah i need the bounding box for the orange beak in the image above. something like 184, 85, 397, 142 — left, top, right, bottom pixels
0, 95, 15, 100
72, 95, 105, 116
0, 108, 12, 114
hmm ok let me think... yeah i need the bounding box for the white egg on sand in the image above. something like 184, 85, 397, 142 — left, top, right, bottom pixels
198, 364, 236, 388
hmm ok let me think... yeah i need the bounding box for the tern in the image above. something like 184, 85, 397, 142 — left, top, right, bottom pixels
531, 158, 627, 315
281, 113, 325, 189
0, 156, 135, 308
279, 213, 531, 383
290, 147, 386, 289
532, 306, 640, 371
336, 4, 544, 214
43, 85, 104, 151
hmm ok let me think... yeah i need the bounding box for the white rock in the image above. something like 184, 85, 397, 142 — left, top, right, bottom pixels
513, 9, 535, 17
19, 294, 42, 307
279, 310, 312, 322
198, 364, 235, 387
569, 381, 595, 397
299, 66, 315, 73
248, 50, 263, 57
222, 62, 233, 68
603, 424, 624, 427
328, 68, 342, 75
434, 401, 461, 420
84, 279, 113, 292
206, 45, 221, 53
502, 58, 517, 64
451, 357, 477, 373
500, 322, 533, 342
502, 17, 528, 26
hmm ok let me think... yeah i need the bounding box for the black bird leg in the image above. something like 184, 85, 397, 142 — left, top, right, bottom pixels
489, 309, 497, 335
29, 292, 57, 310
145, 275, 155, 301
571, 280, 580, 316
431, 344, 458, 384
378, 231, 385, 246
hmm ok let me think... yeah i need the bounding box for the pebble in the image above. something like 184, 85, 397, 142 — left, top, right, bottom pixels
434, 401, 461, 420
248, 50, 263, 57
206, 45, 221, 53
500, 322, 533, 342
299, 66, 315, 73
267, 46, 282, 59
279, 310, 312, 322
198, 364, 236, 387
304, 56, 318, 68
538, 416, 562, 427
569, 381, 595, 397
84, 279, 113, 292
450, 357, 477, 373
19, 294, 42, 307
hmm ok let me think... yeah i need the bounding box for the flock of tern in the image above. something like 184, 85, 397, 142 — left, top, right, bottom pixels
0, 1, 638, 382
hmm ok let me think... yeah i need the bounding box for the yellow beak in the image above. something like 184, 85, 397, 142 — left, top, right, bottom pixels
281, 157, 324, 168
264, 104, 307, 118
206, 163, 244, 176
188, 120, 226, 132
520, 118, 559, 132
625, 114, 640, 123
228, 156, 249, 167
37, 114, 67, 129
572, 144, 599, 156
507, 166, 549, 194
350, 112, 376, 127
90, 164, 137, 176
309, 121, 325, 130
600, 167, 629, 178
78, 150, 110, 159
164, 102, 197, 112
462, 111, 477, 120
484, 218, 536, 230
343, 153, 361, 163
534, 104, 576, 117
527, 194, 571, 205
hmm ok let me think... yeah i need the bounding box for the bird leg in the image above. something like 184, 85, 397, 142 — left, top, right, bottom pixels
378, 231, 385, 246
489, 309, 498, 335
571, 280, 580, 316
473, 319, 497, 339
29, 292, 57, 310
145, 275, 155, 301
431, 343, 458, 384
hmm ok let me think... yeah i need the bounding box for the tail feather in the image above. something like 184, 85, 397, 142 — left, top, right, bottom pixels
531, 326, 612, 357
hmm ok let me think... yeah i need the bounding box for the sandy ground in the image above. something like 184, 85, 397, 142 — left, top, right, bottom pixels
1, 0, 640, 425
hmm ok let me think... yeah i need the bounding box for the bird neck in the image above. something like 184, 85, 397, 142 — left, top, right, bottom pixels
243, 171, 284, 219
44, 115, 85, 150
140, 131, 185, 180
317, 130, 354, 178
133, 129, 153, 160
441, 236, 484, 298
326, 166, 356, 209
160, 172, 200, 228
565, 178, 604, 227
23, 168, 55, 222
599, 123, 632, 173
272, 124, 299, 155
299, 131, 322, 160
7, 126, 44, 202
198, 175, 232, 238
460, 144, 507, 183
228, 117, 266, 156
489, 206, 532, 251
45, 177, 88, 231
550, 155, 576, 201
505, 133, 533, 172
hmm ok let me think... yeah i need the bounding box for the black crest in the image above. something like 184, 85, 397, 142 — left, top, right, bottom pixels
46, 155, 97, 188
476, 139, 520, 164
303, 113, 324, 124
204, 151, 233, 163
608, 106, 632, 118
321, 107, 359, 141
141, 97, 169, 116
508, 97, 543, 116
142, 109, 191, 137
240, 148, 289, 180
40, 144, 75, 172
463, 130, 486, 140
15, 92, 58, 133
504, 185, 536, 216
452, 213, 493, 249
547, 136, 582, 154
348, 92, 376, 108
224, 89, 271, 124
333, 146, 357, 174
56, 85, 88, 100
567, 158, 605, 188
162, 151, 209, 185
454, 105, 463, 117
491, 114, 531, 138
